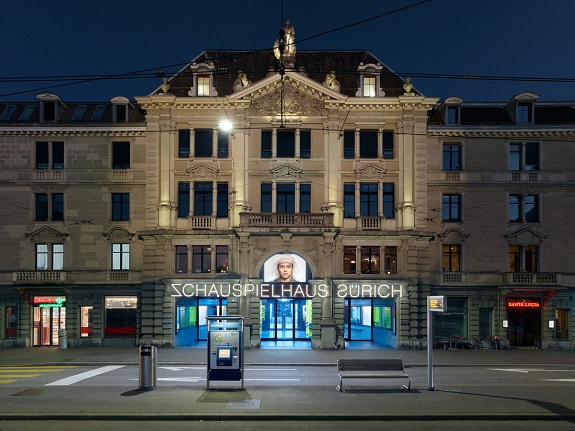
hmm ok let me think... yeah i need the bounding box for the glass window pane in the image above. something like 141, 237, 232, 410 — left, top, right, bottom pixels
343, 131, 355, 159
277, 130, 295, 158
178, 129, 190, 158
52, 244, 64, 270
261, 131, 272, 158
36, 244, 48, 270
359, 131, 377, 158
300, 130, 311, 158
36, 142, 49, 169
344, 183, 355, 218
194, 129, 212, 158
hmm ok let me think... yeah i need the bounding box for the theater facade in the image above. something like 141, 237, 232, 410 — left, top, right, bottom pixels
1, 23, 574, 351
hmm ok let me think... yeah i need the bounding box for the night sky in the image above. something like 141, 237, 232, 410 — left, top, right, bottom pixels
1, 0, 573, 103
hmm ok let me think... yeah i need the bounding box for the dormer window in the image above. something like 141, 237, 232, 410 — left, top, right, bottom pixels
362, 76, 377, 97
517, 102, 533, 123
36, 92, 65, 123
111, 96, 132, 123
357, 63, 384, 98
188, 62, 218, 97
197, 75, 211, 97
447, 105, 460, 124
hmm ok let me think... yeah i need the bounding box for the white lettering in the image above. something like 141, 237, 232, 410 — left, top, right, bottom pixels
171, 284, 182, 297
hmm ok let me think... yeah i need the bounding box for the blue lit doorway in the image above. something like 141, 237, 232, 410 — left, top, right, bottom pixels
260, 298, 312, 341
175, 297, 227, 347
344, 298, 373, 341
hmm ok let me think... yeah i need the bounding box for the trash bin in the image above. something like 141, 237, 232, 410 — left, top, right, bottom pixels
58, 329, 67, 350
139, 345, 157, 390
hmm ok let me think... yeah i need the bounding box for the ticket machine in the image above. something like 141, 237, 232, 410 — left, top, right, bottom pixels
206, 315, 244, 389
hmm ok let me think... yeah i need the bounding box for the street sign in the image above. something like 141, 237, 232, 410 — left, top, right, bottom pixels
428, 296, 445, 312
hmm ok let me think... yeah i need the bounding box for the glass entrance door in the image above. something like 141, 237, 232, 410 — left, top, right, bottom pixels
344, 298, 372, 341
33, 306, 66, 346
261, 298, 312, 340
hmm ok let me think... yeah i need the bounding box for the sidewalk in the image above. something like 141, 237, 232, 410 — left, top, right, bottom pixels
1, 344, 574, 367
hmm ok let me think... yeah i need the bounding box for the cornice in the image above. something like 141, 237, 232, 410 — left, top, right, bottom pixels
0, 127, 146, 137
429, 127, 575, 138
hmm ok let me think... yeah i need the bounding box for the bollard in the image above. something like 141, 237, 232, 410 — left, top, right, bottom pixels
58, 329, 67, 350
139, 345, 157, 390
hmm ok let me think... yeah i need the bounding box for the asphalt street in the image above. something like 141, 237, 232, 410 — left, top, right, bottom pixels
0, 345, 574, 430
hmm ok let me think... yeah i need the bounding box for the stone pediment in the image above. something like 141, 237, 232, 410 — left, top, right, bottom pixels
186, 163, 218, 179
270, 163, 303, 180
505, 227, 548, 244
25, 226, 69, 241
231, 72, 343, 117
103, 227, 135, 241
354, 164, 387, 180
437, 228, 469, 242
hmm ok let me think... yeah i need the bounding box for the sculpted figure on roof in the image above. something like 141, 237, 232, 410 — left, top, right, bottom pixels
274, 20, 296, 68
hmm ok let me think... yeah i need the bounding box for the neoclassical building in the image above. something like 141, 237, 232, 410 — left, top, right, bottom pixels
1, 24, 574, 350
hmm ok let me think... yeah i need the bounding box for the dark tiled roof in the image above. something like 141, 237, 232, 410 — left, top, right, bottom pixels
0, 102, 145, 124
535, 106, 575, 124
460, 106, 512, 125
156, 50, 413, 98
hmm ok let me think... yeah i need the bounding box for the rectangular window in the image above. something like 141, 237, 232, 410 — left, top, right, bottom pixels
193, 245, 211, 273
277, 129, 295, 158
111, 243, 130, 270
175, 246, 188, 273
43, 101, 56, 122
194, 182, 213, 216
361, 246, 380, 274
509, 142, 539, 171
217, 182, 229, 218
52, 244, 64, 270
52, 193, 64, 221
442, 245, 460, 272
343, 246, 357, 274
509, 194, 539, 223
20, 105, 36, 121
52, 142, 64, 169
300, 184, 311, 213
216, 245, 229, 273
384, 246, 397, 274
344, 183, 355, 218
194, 129, 213, 158
362, 76, 376, 97
197, 75, 210, 96
261, 183, 272, 213
35, 193, 48, 221
479, 308, 492, 338
178, 130, 190, 158
36, 142, 49, 169
36, 244, 48, 270
443, 143, 461, 170
343, 131, 355, 159
112, 142, 130, 169
360, 183, 378, 216
114, 105, 127, 123
300, 130, 311, 158
217, 131, 229, 158
261, 131, 272, 158
517, 102, 532, 123
383, 183, 395, 218
178, 182, 190, 218
447, 106, 459, 124
359, 130, 378, 158
0, 105, 16, 121
105, 296, 137, 335
509, 245, 538, 272
442, 194, 461, 222
72, 105, 87, 121
382, 131, 394, 159
5, 306, 18, 338
111, 193, 130, 221
277, 183, 295, 213
91, 105, 106, 121
35, 244, 63, 270
80, 306, 93, 338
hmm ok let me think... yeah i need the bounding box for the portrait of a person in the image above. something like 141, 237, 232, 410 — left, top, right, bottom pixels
274, 254, 295, 282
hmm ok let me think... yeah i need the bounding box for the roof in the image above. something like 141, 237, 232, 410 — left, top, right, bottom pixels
153, 50, 415, 98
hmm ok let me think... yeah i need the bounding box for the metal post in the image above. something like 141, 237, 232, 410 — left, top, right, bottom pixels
426, 296, 435, 391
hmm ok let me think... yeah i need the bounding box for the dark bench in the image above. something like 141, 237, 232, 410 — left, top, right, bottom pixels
336, 359, 411, 392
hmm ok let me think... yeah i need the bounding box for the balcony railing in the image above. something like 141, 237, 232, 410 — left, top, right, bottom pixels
509, 171, 539, 182
14, 271, 69, 283
240, 212, 334, 228
500, 272, 559, 285
32, 170, 65, 181
442, 273, 463, 283
13, 271, 141, 284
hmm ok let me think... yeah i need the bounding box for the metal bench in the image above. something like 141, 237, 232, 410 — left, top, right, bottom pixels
336, 358, 411, 392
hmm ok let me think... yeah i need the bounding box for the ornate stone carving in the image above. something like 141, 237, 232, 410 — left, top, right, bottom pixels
323, 71, 340, 92
233, 71, 251, 92
250, 85, 323, 116
354, 164, 387, 180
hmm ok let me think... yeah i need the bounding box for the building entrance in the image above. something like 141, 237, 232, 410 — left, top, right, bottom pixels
506, 299, 541, 347
175, 297, 227, 347
260, 298, 311, 340
33, 306, 66, 346
344, 298, 372, 341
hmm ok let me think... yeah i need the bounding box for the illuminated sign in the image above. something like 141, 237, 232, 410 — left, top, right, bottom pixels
34, 296, 65, 306
507, 301, 540, 308
428, 296, 445, 312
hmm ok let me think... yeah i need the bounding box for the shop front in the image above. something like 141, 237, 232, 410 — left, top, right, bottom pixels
506, 299, 542, 347
32, 296, 66, 346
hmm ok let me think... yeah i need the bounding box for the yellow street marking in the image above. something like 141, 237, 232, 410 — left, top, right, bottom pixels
0, 380, 17, 384
0, 374, 41, 378
0, 369, 66, 372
